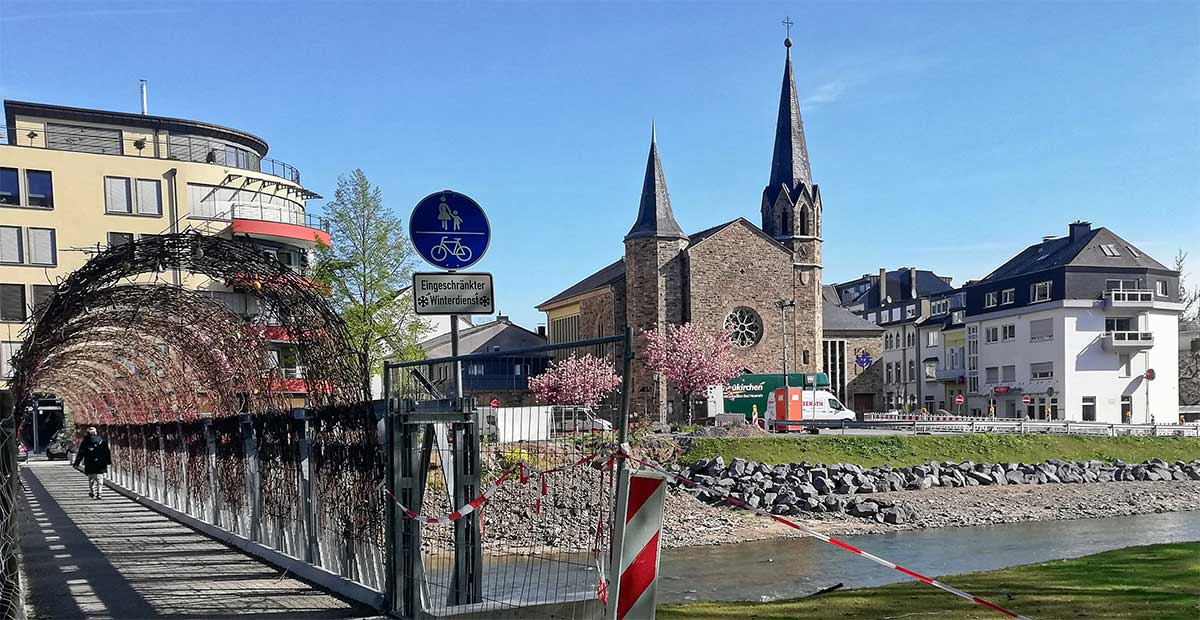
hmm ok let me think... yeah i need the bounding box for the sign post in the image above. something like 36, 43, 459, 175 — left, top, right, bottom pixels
954, 393, 964, 415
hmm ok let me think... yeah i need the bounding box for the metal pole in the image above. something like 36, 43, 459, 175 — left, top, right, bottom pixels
450, 315, 462, 399
31, 403, 39, 455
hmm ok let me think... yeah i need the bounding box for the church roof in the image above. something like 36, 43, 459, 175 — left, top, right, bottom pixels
764, 40, 813, 207
538, 218, 794, 310
822, 301, 884, 335
625, 129, 687, 241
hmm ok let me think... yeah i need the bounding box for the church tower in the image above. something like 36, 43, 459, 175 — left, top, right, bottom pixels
761, 36, 822, 267
624, 128, 689, 422
761, 35, 823, 372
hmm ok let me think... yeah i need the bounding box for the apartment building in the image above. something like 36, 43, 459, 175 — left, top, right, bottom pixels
916, 291, 968, 413
962, 222, 1181, 422
0, 100, 329, 413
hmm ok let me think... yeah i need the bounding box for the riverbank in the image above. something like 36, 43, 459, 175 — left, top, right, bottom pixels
657, 542, 1200, 620
682, 434, 1200, 468
661, 479, 1200, 546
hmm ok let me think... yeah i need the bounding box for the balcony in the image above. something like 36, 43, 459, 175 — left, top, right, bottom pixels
1102, 331, 1154, 352
1104, 289, 1154, 314
934, 368, 967, 383
229, 202, 331, 248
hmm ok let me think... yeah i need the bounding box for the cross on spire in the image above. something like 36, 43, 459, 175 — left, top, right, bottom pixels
782, 16, 793, 39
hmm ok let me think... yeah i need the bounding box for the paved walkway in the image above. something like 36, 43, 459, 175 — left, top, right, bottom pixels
18, 459, 378, 620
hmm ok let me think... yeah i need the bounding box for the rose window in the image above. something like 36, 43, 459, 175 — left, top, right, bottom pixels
724, 307, 762, 348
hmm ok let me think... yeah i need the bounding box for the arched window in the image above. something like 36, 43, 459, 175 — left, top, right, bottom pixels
780, 208, 791, 236
799, 205, 811, 236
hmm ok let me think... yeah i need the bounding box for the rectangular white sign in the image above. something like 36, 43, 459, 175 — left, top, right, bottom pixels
412, 272, 494, 315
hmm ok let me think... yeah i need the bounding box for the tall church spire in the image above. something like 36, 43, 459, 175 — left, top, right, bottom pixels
767, 36, 812, 201
625, 127, 686, 240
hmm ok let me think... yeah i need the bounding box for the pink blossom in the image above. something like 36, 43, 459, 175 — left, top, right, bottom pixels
529, 353, 622, 407
642, 322, 741, 410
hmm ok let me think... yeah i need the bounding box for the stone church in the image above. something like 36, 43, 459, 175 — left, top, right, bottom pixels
538, 39, 874, 420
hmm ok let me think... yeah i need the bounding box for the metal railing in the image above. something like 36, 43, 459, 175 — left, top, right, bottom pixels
1105, 289, 1154, 304
1, 125, 302, 184
851, 413, 1199, 437
1104, 330, 1154, 346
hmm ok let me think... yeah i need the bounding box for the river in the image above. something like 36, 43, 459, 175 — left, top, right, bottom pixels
658, 510, 1200, 604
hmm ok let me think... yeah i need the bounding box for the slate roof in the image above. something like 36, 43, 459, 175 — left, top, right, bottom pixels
421, 317, 547, 358
539, 218, 792, 309
835, 269, 954, 309
625, 130, 687, 241
823, 301, 883, 334
982, 224, 1169, 282
537, 258, 625, 308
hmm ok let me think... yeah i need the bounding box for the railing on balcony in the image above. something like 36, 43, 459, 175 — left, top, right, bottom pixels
1104, 289, 1154, 309
2, 125, 302, 184
227, 202, 328, 231
1103, 330, 1154, 351
933, 367, 966, 383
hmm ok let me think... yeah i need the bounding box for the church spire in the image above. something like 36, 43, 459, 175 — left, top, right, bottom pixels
767, 35, 812, 199
625, 126, 686, 240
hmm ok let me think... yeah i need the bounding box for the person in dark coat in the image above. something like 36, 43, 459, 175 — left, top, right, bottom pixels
73, 427, 112, 500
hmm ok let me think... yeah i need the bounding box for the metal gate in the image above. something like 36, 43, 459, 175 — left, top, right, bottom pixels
382, 331, 631, 619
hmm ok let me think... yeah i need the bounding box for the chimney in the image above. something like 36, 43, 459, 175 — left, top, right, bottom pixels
537, 325, 546, 338
1069, 220, 1091, 242
909, 268, 918, 299
878, 268, 887, 304
939, 276, 953, 285
140, 80, 148, 115
497, 314, 510, 323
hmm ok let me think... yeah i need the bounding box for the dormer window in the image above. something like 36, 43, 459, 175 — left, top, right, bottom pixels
1031, 281, 1052, 303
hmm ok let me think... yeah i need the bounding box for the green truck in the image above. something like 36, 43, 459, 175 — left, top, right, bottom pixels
720, 373, 830, 418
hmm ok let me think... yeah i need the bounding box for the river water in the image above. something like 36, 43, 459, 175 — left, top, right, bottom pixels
658, 510, 1200, 604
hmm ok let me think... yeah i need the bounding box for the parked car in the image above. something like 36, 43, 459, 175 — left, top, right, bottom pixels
17, 442, 28, 462
552, 406, 612, 434
45, 430, 73, 461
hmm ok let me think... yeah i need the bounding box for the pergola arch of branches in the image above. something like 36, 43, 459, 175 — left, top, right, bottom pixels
9, 233, 368, 424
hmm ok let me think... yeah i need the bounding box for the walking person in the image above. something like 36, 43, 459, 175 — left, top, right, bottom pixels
73, 427, 112, 500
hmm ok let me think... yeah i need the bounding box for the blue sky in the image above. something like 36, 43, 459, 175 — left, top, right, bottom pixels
2, 1, 1197, 329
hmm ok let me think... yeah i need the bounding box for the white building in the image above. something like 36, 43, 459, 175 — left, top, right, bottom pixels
963, 222, 1181, 422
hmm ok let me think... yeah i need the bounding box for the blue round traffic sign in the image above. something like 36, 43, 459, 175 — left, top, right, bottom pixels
409, 190, 490, 270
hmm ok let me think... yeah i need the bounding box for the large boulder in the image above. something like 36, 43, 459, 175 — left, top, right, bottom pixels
847, 500, 880, 518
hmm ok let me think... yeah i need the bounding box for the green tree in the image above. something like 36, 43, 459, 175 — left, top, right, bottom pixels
314, 170, 429, 390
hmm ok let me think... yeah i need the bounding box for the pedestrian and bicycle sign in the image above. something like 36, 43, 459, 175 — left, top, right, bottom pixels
410, 190, 490, 270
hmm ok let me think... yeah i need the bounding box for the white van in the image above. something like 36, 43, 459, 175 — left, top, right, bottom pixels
769, 389, 857, 432
552, 406, 613, 434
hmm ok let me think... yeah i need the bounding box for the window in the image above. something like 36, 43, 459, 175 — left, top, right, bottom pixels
1001, 288, 1015, 304
1105, 279, 1139, 291
1099, 244, 1121, 257
1156, 280, 1168, 297
1127, 246, 1140, 258
0, 227, 21, 264
931, 300, 948, 315
1030, 318, 1053, 341
135, 179, 162, 215
968, 355, 978, 371
30, 285, 54, 314
802, 350, 810, 365
1118, 353, 1131, 378
985, 367, 998, 384
1082, 396, 1096, 421
1002, 324, 1016, 341
985, 326, 999, 343
0, 168, 17, 205
107, 232, 135, 248
968, 375, 979, 393
27, 228, 55, 265
0, 285, 26, 321
1031, 281, 1052, 303
0, 341, 21, 379
866, 312, 875, 323
467, 363, 485, 376
908, 360, 915, 381
952, 310, 965, 323
105, 177, 132, 213
927, 331, 939, 347
891, 308, 900, 321
1030, 362, 1054, 380
985, 291, 998, 308
724, 307, 763, 347
1106, 317, 1132, 332
1002, 365, 1016, 382
924, 361, 936, 380
905, 305, 916, 318
886, 364, 893, 384
25, 170, 53, 208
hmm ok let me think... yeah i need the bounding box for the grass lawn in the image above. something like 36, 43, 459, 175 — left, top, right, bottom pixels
658, 542, 1200, 620
682, 434, 1200, 468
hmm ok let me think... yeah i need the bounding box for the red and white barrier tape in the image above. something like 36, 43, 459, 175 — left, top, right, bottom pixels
623, 451, 1032, 620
